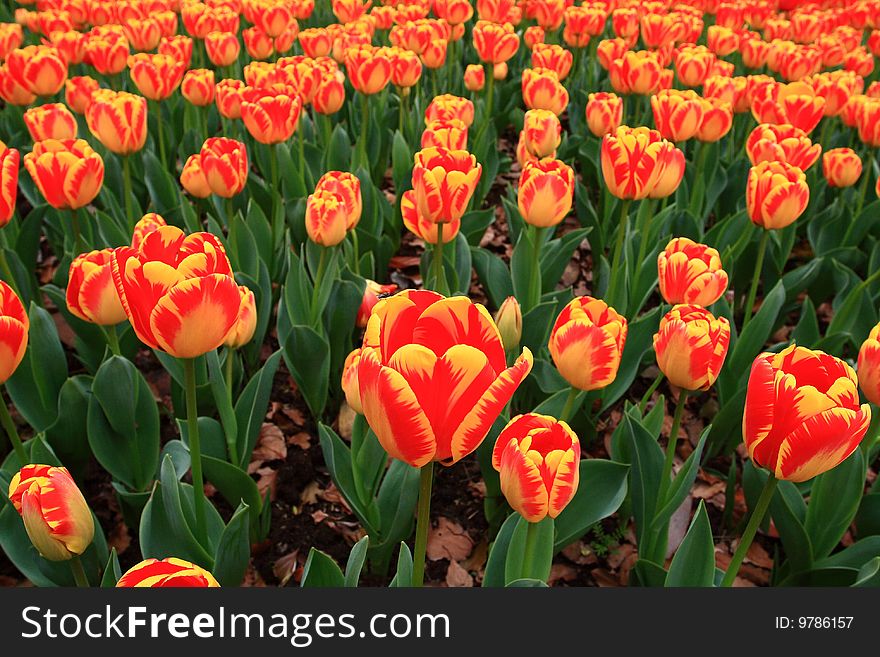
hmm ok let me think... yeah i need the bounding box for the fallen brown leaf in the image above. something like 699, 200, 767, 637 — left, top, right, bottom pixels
300, 480, 323, 505
445, 560, 474, 588
273, 551, 300, 587
548, 563, 578, 585
288, 431, 312, 450
252, 424, 287, 463
426, 517, 474, 562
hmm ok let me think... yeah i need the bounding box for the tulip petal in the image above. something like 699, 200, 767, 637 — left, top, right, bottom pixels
0, 316, 27, 384
499, 437, 549, 523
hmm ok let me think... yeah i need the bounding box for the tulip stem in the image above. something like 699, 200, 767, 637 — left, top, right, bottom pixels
69, 555, 90, 588
720, 473, 778, 587
559, 386, 580, 423
0, 392, 27, 466
431, 224, 448, 295
742, 228, 769, 331
606, 198, 632, 308
122, 155, 135, 231
153, 101, 167, 171
350, 228, 361, 276
634, 198, 656, 273
70, 208, 84, 255
225, 347, 235, 406
358, 93, 369, 169
855, 155, 872, 218
412, 463, 434, 587
183, 358, 208, 545
638, 372, 665, 413
520, 520, 541, 581
269, 143, 280, 249
657, 391, 688, 505
0, 247, 20, 298
310, 246, 330, 327
526, 224, 545, 312
103, 324, 121, 356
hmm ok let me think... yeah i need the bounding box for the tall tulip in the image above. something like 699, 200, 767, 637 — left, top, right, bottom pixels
0, 281, 28, 464
657, 237, 728, 307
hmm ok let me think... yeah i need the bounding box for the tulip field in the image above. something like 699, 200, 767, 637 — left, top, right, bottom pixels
1, 0, 880, 591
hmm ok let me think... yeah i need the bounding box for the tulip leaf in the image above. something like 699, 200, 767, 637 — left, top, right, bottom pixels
41, 284, 108, 374
650, 427, 710, 536
212, 501, 251, 587
389, 542, 413, 588
471, 246, 514, 309
505, 516, 554, 585
318, 423, 378, 536
520, 300, 558, 355
855, 493, 880, 538
43, 374, 92, 478
805, 449, 866, 560
235, 350, 282, 468
101, 548, 122, 588
344, 535, 370, 587
665, 501, 715, 587
484, 511, 519, 588
461, 208, 496, 246
205, 349, 238, 462
374, 460, 420, 556
600, 307, 661, 413
283, 325, 330, 418
630, 559, 668, 587
554, 459, 629, 551
201, 452, 263, 539
505, 578, 549, 587
621, 413, 665, 552
539, 227, 590, 295
283, 250, 314, 327
300, 548, 346, 588
766, 476, 814, 574
853, 557, 880, 587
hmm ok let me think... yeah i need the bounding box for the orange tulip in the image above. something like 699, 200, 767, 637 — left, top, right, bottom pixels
583, 92, 622, 137
401, 189, 460, 245
181, 68, 215, 107
858, 323, 880, 407
86, 90, 147, 156
421, 118, 468, 151
251, 0, 294, 37
0, 63, 36, 106
751, 80, 826, 134
675, 44, 715, 88
389, 48, 422, 89
531, 43, 572, 81
64, 75, 100, 114
746, 123, 820, 172
342, 347, 363, 413
434, 0, 474, 25
0, 23, 23, 60
111, 226, 240, 358
521, 109, 560, 158
0, 143, 18, 228
332, 0, 370, 24
697, 97, 733, 142
706, 24, 739, 56
857, 99, 880, 147
356, 279, 398, 329
117, 558, 220, 588
158, 35, 193, 69
524, 25, 545, 49
491, 413, 580, 523
476, 0, 517, 23
48, 30, 88, 66
611, 7, 638, 40
24, 138, 104, 210
549, 296, 626, 391
657, 237, 728, 307
651, 89, 705, 143
517, 157, 574, 228
243, 26, 274, 60
298, 27, 332, 58
808, 71, 863, 117
421, 38, 448, 70
744, 345, 870, 482
822, 148, 862, 188
746, 160, 809, 230
647, 143, 685, 200
653, 304, 730, 391
205, 31, 240, 68
0, 280, 28, 383
640, 13, 682, 50
128, 53, 185, 102
241, 84, 302, 144
313, 71, 345, 114
84, 32, 129, 76
472, 20, 519, 64
122, 17, 162, 52
223, 285, 258, 349
608, 50, 661, 96
6, 44, 67, 97
315, 171, 361, 230
180, 154, 211, 199
597, 37, 629, 71
425, 94, 474, 127
199, 137, 248, 198
131, 212, 168, 250
215, 78, 247, 119
600, 125, 672, 200
740, 36, 770, 70
305, 190, 348, 247
66, 249, 127, 326
521, 67, 568, 115
357, 290, 533, 468
345, 44, 392, 95
7, 464, 94, 561
23, 103, 77, 142
412, 147, 481, 225
464, 63, 485, 91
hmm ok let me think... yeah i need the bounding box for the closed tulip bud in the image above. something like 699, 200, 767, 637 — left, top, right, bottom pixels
23, 102, 77, 142
244, 26, 274, 61
117, 558, 220, 588
0, 23, 23, 60
8, 464, 94, 562
158, 35, 193, 69
549, 296, 627, 391
653, 304, 730, 391
298, 28, 332, 58
434, 0, 473, 25
313, 71, 345, 116
601, 126, 669, 200
389, 48, 422, 88
647, 141, 685, 200
491, 413, 580, 522
473, 20, 519, 64
357, 280, 398, 328
0, 143, 19, 228
657, 237, 728, 307
401, 189, 461, 244
651, 89, 705, 143
205, 31, 240, 68
49, 30, 88, 66
357, 290, 533, 467
0, 63, 37, 106
425, 94, 474, 127
112, 226, 240, 358
746, 160, 809, 230
531, 43, 572, 81
131, 212, 167, 250
346, 45, 392, 95
612, 7, 639, 40
180, 154, 211, 199
128, 53, 185, 102
121, 18, 161, 53
306, 190, 348, 247
495, 296, 522, 352
66, 249, 126, 326
608, 50, 661, 96
706, 24, 739, 56
181, 69, 215, 107
744, 345, 871, 482
24, 138, 104, 210
421, 118, 468, 151
65, 75, 100, 114
241, 84, 302, 145
696, 97, 733, 142
86, 90, 148, 156
199, 137, 248, 198
741, 36, 770, 70
822, 148, 862, 188
522, 109, 561, 158
464, 64, 485, 91
517, 157, 574, 228
0, 280, 28, 383
421, 38, 448, 70
675, 45, 715, 88
6, 44, 67, 97
315, 171, 362, 230
857, 99, 880, 148
524, 25, 545, 49
585, 92, 623, 137
521, 67, 568, 115
341, 348, 363, 413
858, 323, 880, 406
412, 146, 481, 225
332, 0, 369, 23
597, 38, 629, 72
223, 285, 258, 348
84, 33, 130, 76
215, 78, 247, 119
746, 123, 821, 172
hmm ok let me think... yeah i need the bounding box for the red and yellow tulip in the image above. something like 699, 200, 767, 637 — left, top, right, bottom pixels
653, 304, 730, 391
199, 137, 248, 198
116, 558, 220, 587
0, 280, 28, 384
657, 237, 728, 307
822, 148, 862, 188
585, 92, 623, 137
745, 160, 809, 230
86, 90, 148, 156
66, 249, 127, 326
127, 52, 185, 102
24, 138, 104, 210
412, 146, 482, 225
517, 157, 574, 228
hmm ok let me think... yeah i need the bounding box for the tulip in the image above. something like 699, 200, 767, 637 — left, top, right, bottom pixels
299, 28, 332, 58
597, 38, 630, 71
65, 76, 100, 114
421, 118, 469, 151
421, 38, 448, 70
549, 296, 627, 392
215, 78, 247, 120
858, 323, 880, 408
675, 45, 716, 88
131, 213, 167, 250
24, 139, 104, 211
654, 304, 730, 392
122, 18, 162, 52
357, 290, 533, 584
200, 137, 248, 198
49, 30, 87, 66
390, 48, 422, 90
472, 20, 519, 64
464, 64, 485, 91
0, 280, 28, 387
0, 64, 36, 106
244, 26, 275, 61
823, 148, 862, 188
657, 237, 728, 307
158, 35, 193, 69
531, 43, 572, 81
401, 189, 460, 245
746, 124, 821, 172
697, 98, 733, 143
517, 158, 574, 229
751, 80, 825, 134
117, 558, 220, 588
313, 71, 345, 115
305, 190, 348, 247
315, 171, 362, 231
180, 154, 212, 199
651, 89, 705, 143
85, 90, 148, 156
0, 23, 23, 60
127, 53, 185, 102
856, 99, 880, 148
66, 248, 127, 328
341, 348, 363, 413
83, 33, 129, 77
585, 92, 622, 137
6, 45, 67, 97
522, 109, 561, 159
182, 69, 216, 108
524, 25, 545, 49
412, 147, 481, 225
600, 126, 671, 201
241, 84, 302, 145
205, 31, 240, 68
494, 296, 522, 353
746, 160, 809, 230
357, 280, 398, 329
647, 142, 685, 200
491, 413, 580, 523
521, 67, 568, 116
345, 45, 392, 96
0, 144, 19, 228
425, 94, 475, 127
223, 285, 258, 349
21, 103, 74, 143
7, 465, 94, 567
608, 50, 661, 96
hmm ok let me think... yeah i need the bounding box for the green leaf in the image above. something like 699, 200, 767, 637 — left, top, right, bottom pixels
665, 501, 715, 587
505, 578, 548, 587
804, 449, 866, 559
554, 459, 629, 551
374, 459, 420, 553
212, 501, 251, 586
600, 307, 661, 412
770, 478, 814, 573
318, 424, 377, 535
484, 511, 518, 588
650, 428, 710, 535
723, 280, 785, 392
283, 325, 330, 418
389, 542, 413, 588
301, 548, 346, 587
101, 548, 122, 587
471, 247, 514, 309
622, 414, 665, 551
344, 535, 370, 587
205, 349, 238, 461
235, 351, 282, 467
202, 453, 263, 536
853, 557, 880, 587
505, 516, 554, 585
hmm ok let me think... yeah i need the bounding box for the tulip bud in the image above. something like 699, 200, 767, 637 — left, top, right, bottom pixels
464, 64, 485, 91
341, 348, 363, 414
651, 89, 705, 143
491, 413, 580, 523
746, 160, 809, 230
306, 190, 348, 247
6, 45, 67, 97
822, 148, 862, 188
495, 296, 522, 353
66, 249, 127, 326
65, 76, 100, 115
23, 102, 77, 142
223, 286, 258, 349
117, 558, 220, 587
205, 31, 240, 68
517, 158, 575, 228
412, 146, 482, 224
585, 92, 622, 137
0, 280, 28, 383
200, 137, 248, 198
657, 237, 728, 307
215, 78, 247, 120
181, 68, 216, 107
24, 138, 104, 210
653, 304, 730, 391
86, 90, 148, 156
522, 109, 561, 158
7, 464, 95, 561
127, 53, 185, 102
425, 94, 475, 127
522, 67, 568, 115
131, 213, 167, 249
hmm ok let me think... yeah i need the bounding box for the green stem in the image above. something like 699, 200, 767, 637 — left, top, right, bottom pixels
225, 347, 234, 406
69, 555, 90, 588
657, 391, 687, 504
412, 462, 434, 587
559, 386, 579, 423
269, 143, 280, 248
485, 68, 494, 126
720, 473, 778, 587
432, 224, 448, 295
0, 247, 20, 298
0, 391, 27, 466
520, 520, 540, 580
104, 323, 121, 356
855, 154, 872, 218
70, 208, 84, 255
359, 92, 369, 167
606, 198, 632, 306
183, 358, 207, 544
742, 228, 769, 330
350, 227, 360, 276
321, 112, 333, 150
634, 198, 656, 270
526, 224, 545, 311
398, 90, 407, 136
309, 246, 330, 326
154, 101, 167, 170
122, 155, 135, 231
638, 372, 665, 413
297, 125, 308, 188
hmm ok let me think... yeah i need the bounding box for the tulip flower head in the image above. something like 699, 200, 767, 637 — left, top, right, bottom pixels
66, 249, 127, 326
822, 148, 862, 188
745, 160, 809, 230
0, 280, 28, 384
24, 138, 104, 210
401, 189, 461, 244
412, 147, 482, 224
117, 558, 220, 587
585, 92, 623, 137
657, 237, 728, 307
517, 157, 574, 228
654, 304, 730, 391
199, 137, 248, 198
494, 296, 522, 353
23, 103, 77, 142
86, 90, 148, 156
